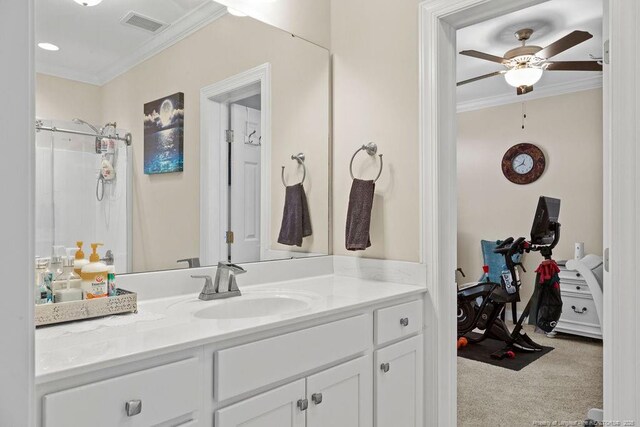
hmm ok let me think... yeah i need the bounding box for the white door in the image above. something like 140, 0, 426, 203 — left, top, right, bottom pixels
215, 380, 305, 427
306, 356, 372, 427
375, 335, 423, 427
229, 104, 261, 263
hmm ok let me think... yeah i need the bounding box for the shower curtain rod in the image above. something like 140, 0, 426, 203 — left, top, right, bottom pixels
35, 121, 132, 146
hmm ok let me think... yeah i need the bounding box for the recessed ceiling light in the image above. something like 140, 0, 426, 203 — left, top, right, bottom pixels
38, 43, 60, 51
227, 7, 247, 17
74, 0, 103, 6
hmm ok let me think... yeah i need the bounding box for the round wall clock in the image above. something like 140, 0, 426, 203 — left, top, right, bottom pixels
501, 143, 546, 185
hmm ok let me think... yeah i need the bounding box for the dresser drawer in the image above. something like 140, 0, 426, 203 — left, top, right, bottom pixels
43, 357, 201, 427
215, 314, 369, 401
560, 281, 590, 295
559, 269, 585, 282
560, 294, 599, 327
375, 300, 423, 346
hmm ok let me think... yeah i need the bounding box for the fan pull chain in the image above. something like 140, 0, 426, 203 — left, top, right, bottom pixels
521, 102, 527, 130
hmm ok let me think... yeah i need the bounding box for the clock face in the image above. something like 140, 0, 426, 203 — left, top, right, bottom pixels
501, 143, 546, 185
512, 153, 534, 175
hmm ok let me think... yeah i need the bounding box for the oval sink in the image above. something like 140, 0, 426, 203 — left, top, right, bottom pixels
193, 294, 312, 320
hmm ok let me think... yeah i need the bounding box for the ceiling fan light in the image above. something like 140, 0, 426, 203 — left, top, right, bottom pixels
504, 67, 543, 88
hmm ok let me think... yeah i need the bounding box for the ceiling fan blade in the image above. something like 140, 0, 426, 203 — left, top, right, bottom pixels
516, 85, 534, 96
457, 71, 506, 86
459, 50, 508, 64
535, 30, 593, 59
545, 61, 603, 71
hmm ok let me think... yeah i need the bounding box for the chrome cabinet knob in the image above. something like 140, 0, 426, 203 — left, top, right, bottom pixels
311, 393, 323, 405
125, 400, 142, 417
400, 317, 409, 327
297, 398, 309, 411
380, 362, 390, 373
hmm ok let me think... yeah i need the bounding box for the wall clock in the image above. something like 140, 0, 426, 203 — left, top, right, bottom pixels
501, 143, 546, 185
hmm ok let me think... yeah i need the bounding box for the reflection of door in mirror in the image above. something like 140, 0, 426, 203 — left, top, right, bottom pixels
229, 103, 262, 263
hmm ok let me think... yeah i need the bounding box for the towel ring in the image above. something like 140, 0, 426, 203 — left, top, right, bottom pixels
349, 142, 383, 182
281, 153, 306, 187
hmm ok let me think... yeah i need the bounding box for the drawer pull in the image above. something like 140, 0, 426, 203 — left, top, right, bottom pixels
571, 305, 587, 314
297, 399, 309, 411
311, 393, 323, 405
380, 362, 390, 373
575, 286, 581, 290
125, 400, 142, 417
400, 317, 409, 327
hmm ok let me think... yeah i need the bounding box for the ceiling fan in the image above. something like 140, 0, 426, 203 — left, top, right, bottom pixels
458, 28, 603, 95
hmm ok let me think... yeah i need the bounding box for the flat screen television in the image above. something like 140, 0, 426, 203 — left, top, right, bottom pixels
530, 196, 561, 245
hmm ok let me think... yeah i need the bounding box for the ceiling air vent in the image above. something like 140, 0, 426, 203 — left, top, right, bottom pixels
120, 11, 168, 33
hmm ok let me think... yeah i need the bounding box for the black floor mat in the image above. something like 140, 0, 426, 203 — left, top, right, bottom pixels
457, 333, 554, 371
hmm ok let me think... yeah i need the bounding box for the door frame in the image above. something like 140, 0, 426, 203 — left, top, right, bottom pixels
200, 63, 272, 265
419, 0, 638, 424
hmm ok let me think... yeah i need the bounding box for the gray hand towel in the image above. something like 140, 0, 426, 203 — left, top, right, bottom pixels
345, 178, 375, 251
278, 183, 312, 247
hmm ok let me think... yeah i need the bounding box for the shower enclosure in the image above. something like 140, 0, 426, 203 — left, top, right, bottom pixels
35, 119, 132, 273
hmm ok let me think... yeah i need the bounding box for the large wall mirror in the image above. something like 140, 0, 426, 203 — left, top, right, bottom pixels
35, 0, 330, 274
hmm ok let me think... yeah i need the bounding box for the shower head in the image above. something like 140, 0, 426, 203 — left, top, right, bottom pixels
72, 118, 101, 134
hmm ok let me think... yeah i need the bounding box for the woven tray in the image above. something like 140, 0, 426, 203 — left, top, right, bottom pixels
35, 289, 138, 327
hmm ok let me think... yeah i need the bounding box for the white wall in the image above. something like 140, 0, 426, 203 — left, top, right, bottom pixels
457, 89, 603, 302
331, 0, 422, 261
0, 0, 35, 425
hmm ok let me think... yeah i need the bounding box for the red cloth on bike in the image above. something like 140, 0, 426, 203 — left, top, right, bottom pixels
535, 259, 561, 284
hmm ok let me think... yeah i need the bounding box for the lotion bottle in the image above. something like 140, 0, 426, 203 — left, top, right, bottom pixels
81, 243, 108, 299
52, 249, 82, 300
73, 241, 89, 276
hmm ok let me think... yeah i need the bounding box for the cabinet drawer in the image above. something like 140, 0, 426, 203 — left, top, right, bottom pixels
216, 314, 369, 401
559, 269, 585, 282
374, 300, 422, 346
43, 358, 201, 427
560, 294, 600, 326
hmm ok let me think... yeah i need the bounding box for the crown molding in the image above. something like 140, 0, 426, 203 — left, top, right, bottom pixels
36, 2, 228, 87
456, 74, 603, 113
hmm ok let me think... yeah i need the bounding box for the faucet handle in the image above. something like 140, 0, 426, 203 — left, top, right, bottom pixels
192, 275, 217, 299
179, 258, 201, 268
191, 274, 212, 281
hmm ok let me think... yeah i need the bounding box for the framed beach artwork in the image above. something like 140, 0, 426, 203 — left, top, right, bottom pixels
143, 92, 184, 174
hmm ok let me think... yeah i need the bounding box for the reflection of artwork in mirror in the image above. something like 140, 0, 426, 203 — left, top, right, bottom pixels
143, 92, 184, 175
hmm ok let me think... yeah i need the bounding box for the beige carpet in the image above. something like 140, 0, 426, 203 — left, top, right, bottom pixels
458, 324, 602, 427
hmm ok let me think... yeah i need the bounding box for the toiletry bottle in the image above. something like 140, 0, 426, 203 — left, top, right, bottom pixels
107, 265, 117, 297
43, 259, 55, 303
52, 249, 82, 301
73, 241, 89, 276
49, 245, 65, 281
35, 259, 50, 305
81, 243, 108, 299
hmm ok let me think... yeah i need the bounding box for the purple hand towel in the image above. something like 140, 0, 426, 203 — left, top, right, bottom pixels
278, 183, 312, 247
345, 178, 375, 251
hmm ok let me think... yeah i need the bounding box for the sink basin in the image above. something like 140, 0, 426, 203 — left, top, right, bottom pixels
193, 294, 312, 320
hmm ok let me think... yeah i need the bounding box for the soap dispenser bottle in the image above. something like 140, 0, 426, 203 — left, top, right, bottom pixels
81, 243, 108, 299
73, 241, 89, 276
35, 258, 50, 305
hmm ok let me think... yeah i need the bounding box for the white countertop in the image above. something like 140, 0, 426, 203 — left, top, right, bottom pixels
35, 275, 425, 384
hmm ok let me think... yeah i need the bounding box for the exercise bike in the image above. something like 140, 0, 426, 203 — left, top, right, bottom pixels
457, 196, 561, 359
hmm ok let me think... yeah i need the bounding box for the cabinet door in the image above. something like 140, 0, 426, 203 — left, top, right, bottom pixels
375, 335, 423, 427
306, 356, 372, 427
215, 380, 305, 427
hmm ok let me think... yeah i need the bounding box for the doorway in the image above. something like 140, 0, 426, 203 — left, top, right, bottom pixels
200, 63, 272, 266
415, 0, 640, 424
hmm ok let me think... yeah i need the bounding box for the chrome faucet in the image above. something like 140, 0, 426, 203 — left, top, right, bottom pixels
191, 262, 246, 301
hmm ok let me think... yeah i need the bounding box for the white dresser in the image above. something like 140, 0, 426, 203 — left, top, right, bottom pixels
555, 256, 603, 339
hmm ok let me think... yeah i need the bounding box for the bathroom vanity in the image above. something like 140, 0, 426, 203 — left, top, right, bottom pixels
35, 274, 426, 427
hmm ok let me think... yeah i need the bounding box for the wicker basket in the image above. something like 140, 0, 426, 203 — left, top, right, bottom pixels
35, 289, 138, 327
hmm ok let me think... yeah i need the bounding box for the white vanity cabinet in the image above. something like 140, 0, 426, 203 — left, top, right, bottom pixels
37, 295, 425, 427
216, 356, 371, 427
